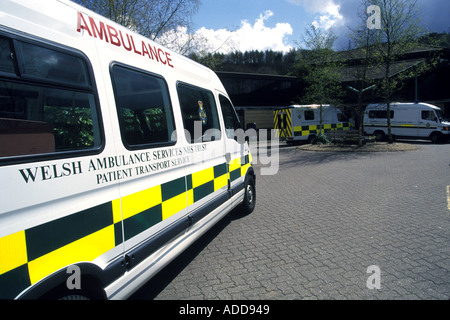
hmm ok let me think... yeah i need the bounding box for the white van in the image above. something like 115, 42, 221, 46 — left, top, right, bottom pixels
364, 102, 450, 143
0, 0, 255, 300
274, 105, 352, 143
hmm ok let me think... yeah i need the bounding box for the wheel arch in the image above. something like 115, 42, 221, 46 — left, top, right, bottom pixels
17, 262, 110, 300
429, 131, 443, 143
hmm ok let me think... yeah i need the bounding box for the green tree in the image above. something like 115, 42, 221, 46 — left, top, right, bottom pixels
346, 2, 380, 145
295, 25, 343, 136
73, 0, 200, 53
367, 0, 439, 143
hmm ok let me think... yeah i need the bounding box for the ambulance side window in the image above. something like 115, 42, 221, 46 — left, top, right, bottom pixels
177, 83, 221, 143
0, 36, 103, 162
305, 111, 315, 121
19, 42, 91, 86
337, 113, 347, 122
219, 94, 241, 139
421, 110, 437, 122
368, 110, 394, 119
0, 37, 16, 74
111, 65, 176, 149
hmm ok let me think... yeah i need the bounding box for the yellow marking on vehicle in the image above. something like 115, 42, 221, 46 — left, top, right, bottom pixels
0, 231, 28, 275
162, 193, 188, 220
121, 185, 162, 220
192, 167, 214, 189
27, 225, 115, 285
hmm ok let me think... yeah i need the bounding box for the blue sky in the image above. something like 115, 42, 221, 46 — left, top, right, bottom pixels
190, 0, 450, 53
193, 0, 314, 33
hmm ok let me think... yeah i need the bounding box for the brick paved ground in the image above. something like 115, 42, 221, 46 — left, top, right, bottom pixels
130, 141, 450, 300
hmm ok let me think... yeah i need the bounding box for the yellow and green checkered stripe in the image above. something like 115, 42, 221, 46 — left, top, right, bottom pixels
229, 154, 251, 182
0, 157, 251, 299
293, 123, 351, 137
0, 202, 122, 299
121, 156, 251, 240
121, 162, 230, 241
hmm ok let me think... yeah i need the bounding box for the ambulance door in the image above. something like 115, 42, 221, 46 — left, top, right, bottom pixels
392, 108, 415, 137
218, 94, 250, 196
278, 111, 286, 138
419, 109, 438, 138
177, 83, 228, 225
109, 64, 190, 270
291, 108, 302, 138
274, 109, 292, 139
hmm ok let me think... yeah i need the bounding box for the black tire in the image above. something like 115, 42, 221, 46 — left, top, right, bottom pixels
59, 294, 89, 300
41, 276, 105, 300
430, 132, 442, 144
374, 131, 385, 142
240, 175, 256, 215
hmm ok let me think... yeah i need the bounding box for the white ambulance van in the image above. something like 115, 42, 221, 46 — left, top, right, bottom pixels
274, 105, 352, 144
0, 0, 255, 299
364, 102, 450, 143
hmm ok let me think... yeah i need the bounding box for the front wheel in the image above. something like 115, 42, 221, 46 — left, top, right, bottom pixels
430, 132, 442, 144
240, 175, 256, 215
59, 294, 89, 300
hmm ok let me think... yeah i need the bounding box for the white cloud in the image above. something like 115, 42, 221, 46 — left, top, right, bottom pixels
288, 0, 344, 30
195, 10, 294, 54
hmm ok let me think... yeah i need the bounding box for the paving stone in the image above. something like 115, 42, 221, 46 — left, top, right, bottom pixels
131, 142, 450, 300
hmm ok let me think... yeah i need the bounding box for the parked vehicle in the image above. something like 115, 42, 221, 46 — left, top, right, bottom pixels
364, 102, 450, 143
274, 105, 352, 144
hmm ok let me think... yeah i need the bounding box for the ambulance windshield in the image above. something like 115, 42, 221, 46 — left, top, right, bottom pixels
436, 109, 446, 122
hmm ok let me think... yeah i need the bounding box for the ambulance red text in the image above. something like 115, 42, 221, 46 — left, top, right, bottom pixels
77, 12, 174, 68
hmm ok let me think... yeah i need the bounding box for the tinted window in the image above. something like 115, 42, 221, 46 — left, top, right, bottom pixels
337, 113, 347, 122
0, 37, 16, 74
0, 37, 102, 160
305, 110, 315, 120
19, 42, 91, 86
368, 110, 394, 119
219, 95, 241, 138
177, 83, 221, 143
111, 65, 175, 148
421, 110, 437, 122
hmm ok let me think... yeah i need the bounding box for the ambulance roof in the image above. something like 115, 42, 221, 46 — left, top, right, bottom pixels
289, 104, 334, 110
289, 104, 338, 110
366, 102, 440, 110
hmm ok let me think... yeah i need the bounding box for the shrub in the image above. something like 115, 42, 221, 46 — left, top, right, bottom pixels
311, 133, 330, 145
